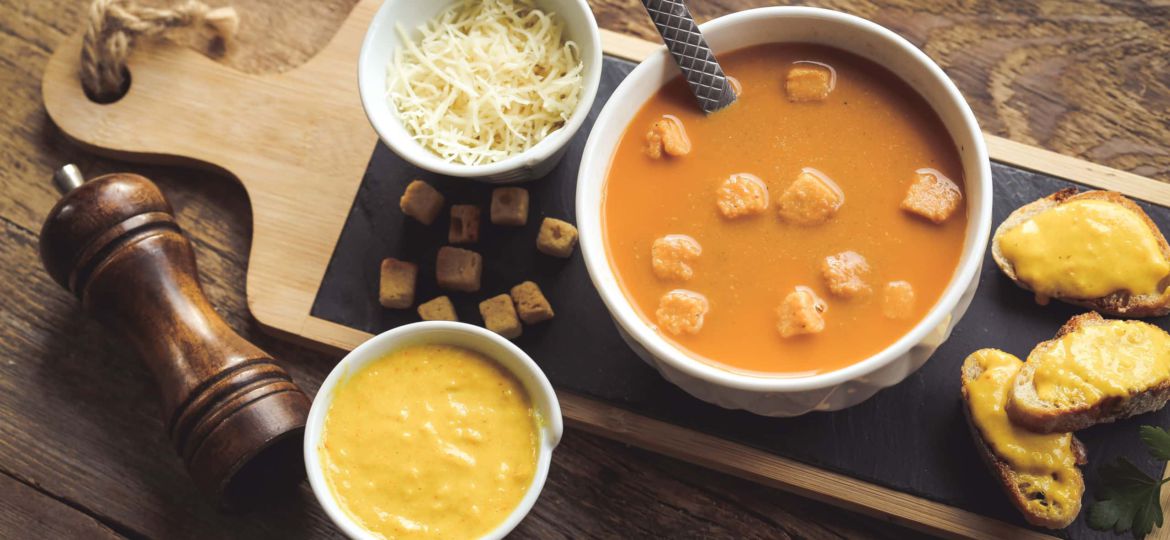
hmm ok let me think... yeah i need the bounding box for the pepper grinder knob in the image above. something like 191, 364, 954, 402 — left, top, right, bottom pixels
53, 163, 85, 193
39, 166, 311, 509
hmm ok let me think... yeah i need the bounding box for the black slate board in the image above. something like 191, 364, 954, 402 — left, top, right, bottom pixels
310, 57, 1170, 538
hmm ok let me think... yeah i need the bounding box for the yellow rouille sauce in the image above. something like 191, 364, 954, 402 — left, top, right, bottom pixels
964, 349, 1081, 518
999, 199, 1170, 300
1027, 320, 1170, 407
320, 344, 539, 540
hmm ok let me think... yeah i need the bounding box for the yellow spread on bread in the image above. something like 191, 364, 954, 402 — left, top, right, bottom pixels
965, 349, 1081, 515
1027, 320, 1170, 407
999, 199, 1170, 300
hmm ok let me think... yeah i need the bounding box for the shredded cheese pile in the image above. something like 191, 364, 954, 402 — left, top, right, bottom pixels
387, 0, 584, 166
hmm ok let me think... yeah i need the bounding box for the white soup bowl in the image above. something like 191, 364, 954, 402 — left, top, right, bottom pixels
576, 7, 992, 417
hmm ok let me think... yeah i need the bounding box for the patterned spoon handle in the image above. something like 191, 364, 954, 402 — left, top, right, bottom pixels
640, 0, 737, 114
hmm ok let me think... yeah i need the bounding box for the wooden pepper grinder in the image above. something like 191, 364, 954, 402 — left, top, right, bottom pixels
39, 165, 311, 510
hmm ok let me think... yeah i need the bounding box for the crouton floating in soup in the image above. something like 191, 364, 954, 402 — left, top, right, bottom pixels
716, 173, 770, 219
651, 234, 702, 282
821, 251, 873, 299
777, 287, 828, 338
786, 61, 836, 102
902, 168, 963, 224
882, 281, 917, 320
777, 168, 844, 226
656, 289, 709, 336
645, 115, 692, 158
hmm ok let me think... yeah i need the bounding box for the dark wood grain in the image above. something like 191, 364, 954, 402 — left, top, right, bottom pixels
1, 0, 1165, 538
0, 471, 124, 539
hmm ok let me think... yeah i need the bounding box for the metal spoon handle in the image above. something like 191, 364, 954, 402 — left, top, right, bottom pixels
641, 0, 737, 114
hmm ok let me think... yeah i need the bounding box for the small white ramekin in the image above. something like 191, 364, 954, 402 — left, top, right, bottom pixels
576, 7, 992, 417
304, 322, 564, 540
357, 0, 602, 183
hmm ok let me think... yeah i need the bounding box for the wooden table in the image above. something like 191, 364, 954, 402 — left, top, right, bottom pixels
2, 0, 1166, 538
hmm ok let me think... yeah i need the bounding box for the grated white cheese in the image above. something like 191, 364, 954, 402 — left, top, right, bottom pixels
387, 0, 584, 166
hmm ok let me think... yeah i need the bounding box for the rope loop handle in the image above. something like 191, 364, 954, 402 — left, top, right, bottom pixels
80, 0, 238, 102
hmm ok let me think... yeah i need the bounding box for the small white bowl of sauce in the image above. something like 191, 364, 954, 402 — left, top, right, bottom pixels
305, 322, 563, 540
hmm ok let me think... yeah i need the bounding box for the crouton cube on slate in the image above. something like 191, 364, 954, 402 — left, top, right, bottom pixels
786, 63, 834, 102
480, 294, 522, 339
651, 234, 702, 282
645, 115, 691, 158
777, 286, 827, 338
510, 281, 554, 325
379, 258, 417, 309
436, 246, 482, 292
491, 188, 529, 226
777, 168, 843, 226
655, 289, 709, 336
821, 251, 872, 299
882, 281, 916, 320
448, 204, 480, 244
418, 296, 458, 321
536, 218, 578, 258
399, 180, 445, 225
901, 168, 963, 224
716, 173, 770, 219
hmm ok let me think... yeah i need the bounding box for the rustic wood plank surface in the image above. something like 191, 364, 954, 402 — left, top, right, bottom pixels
0, 471, 124, 539
0, 0, 1165, 538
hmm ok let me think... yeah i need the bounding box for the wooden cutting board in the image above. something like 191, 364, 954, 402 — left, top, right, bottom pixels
40, 1, 1170, 538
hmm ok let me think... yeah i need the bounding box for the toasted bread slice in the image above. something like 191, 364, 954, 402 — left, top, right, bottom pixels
961, 349, 1086, 529
991, 189, 1170, 317
1008, 312, 1170, 433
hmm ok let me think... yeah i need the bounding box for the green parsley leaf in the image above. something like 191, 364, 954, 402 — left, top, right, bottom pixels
1087, 457, 1166, 539
1140, 426, 1170, 461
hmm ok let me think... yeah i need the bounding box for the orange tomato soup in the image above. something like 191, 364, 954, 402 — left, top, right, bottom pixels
602, 43, 967, 375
